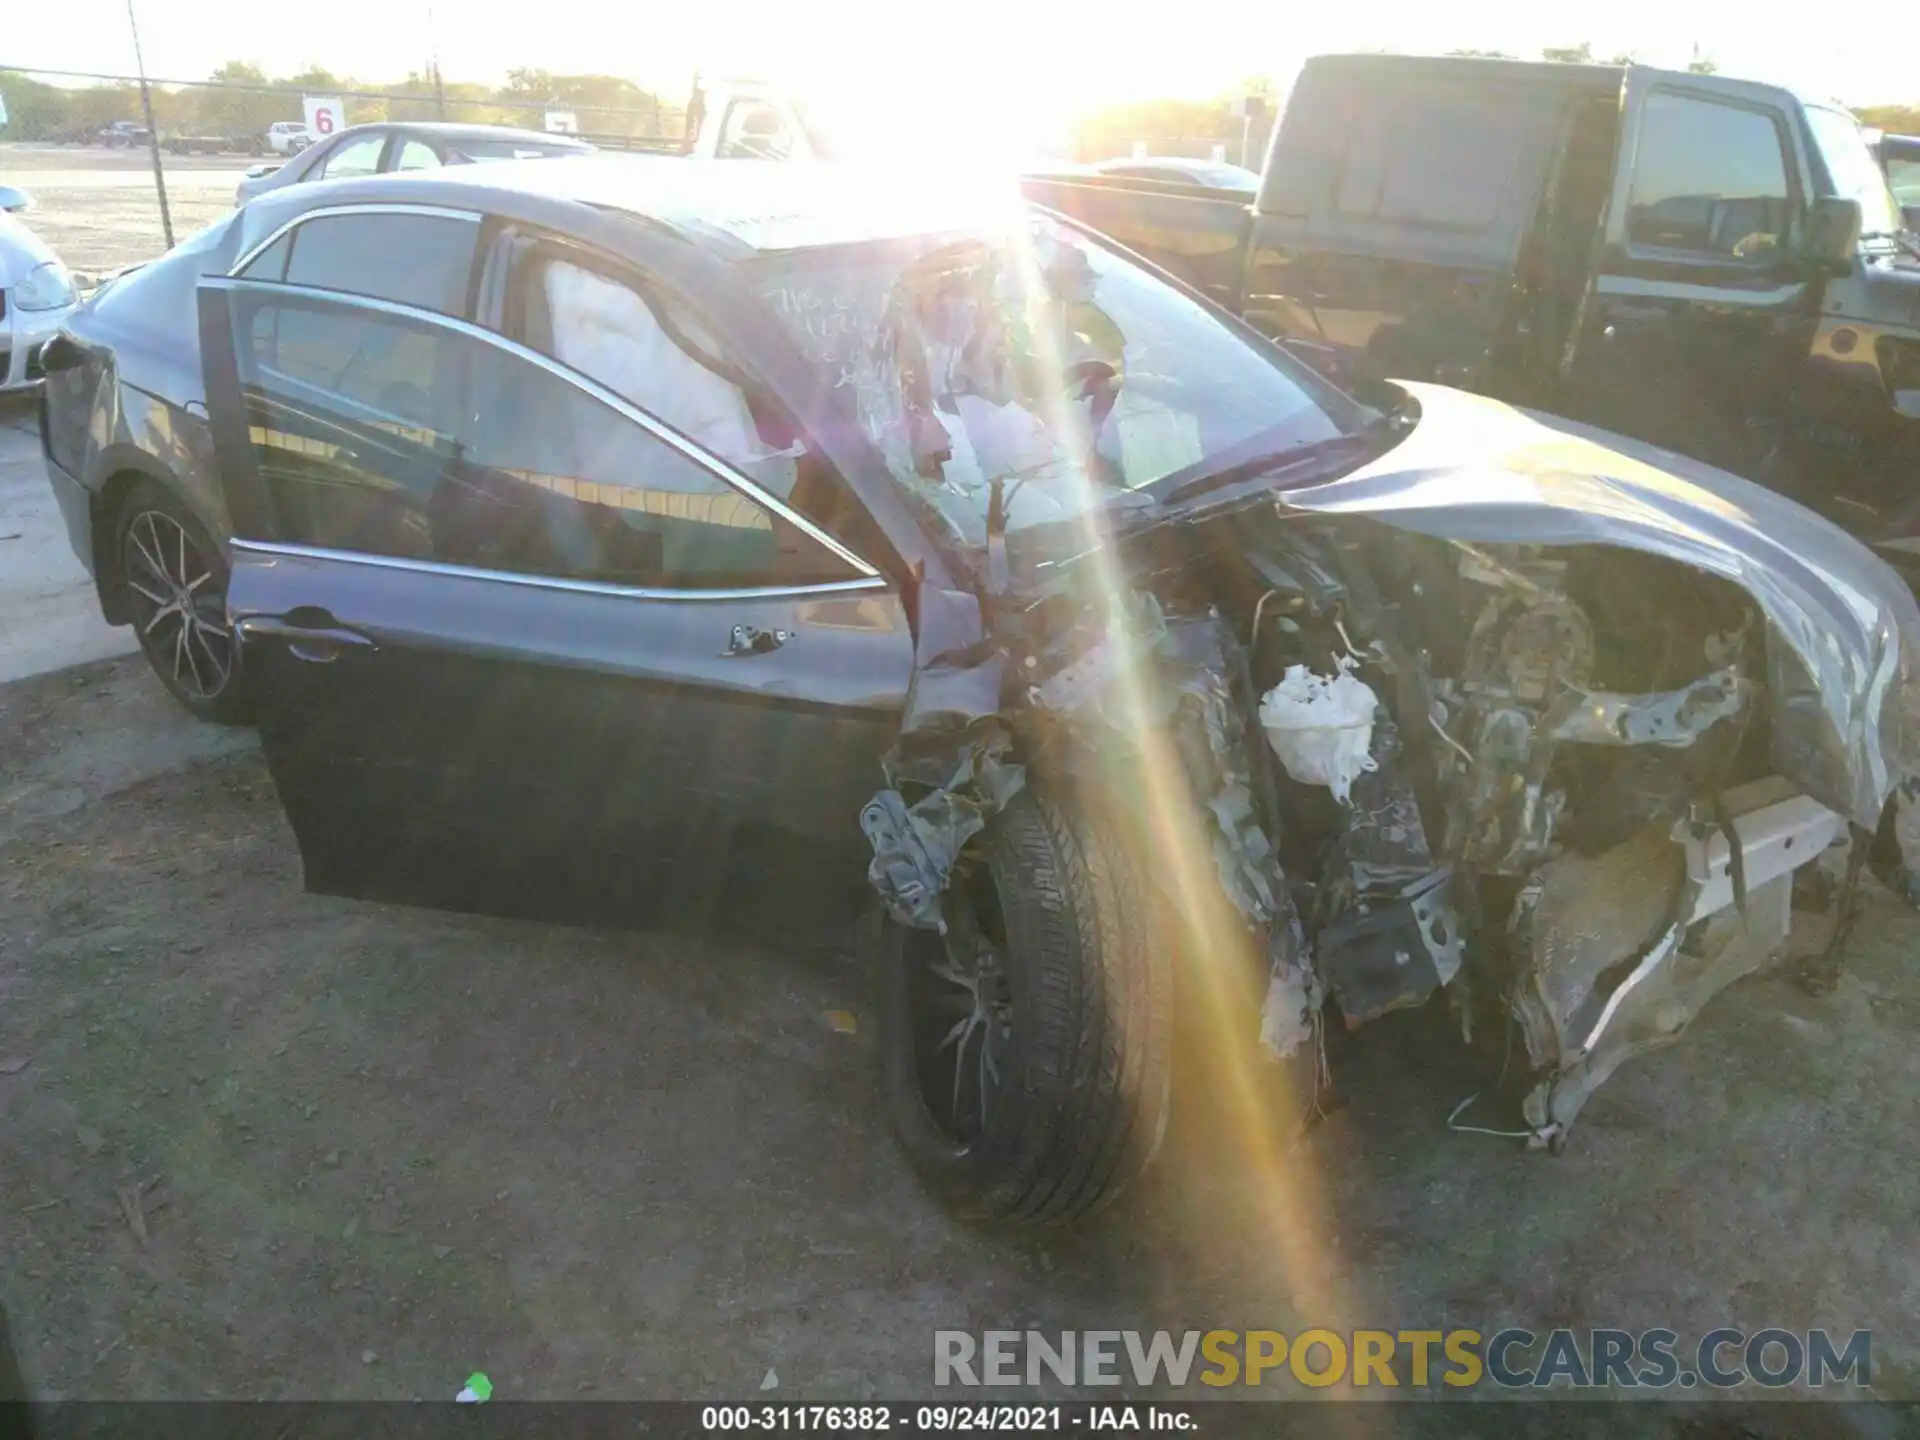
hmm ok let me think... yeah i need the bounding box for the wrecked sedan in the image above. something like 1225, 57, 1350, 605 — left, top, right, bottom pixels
134, 159, 1920, 1225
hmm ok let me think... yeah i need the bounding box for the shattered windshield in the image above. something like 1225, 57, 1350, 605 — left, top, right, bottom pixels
1804, 106, 1904, 238
750, 215, 1364, 553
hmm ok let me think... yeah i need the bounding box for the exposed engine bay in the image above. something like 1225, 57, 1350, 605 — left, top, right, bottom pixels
863, 501, 1876, 1150
812, 218, 1918, 1157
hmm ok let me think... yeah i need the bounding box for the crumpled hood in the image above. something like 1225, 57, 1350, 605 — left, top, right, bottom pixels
1281, 383, 1920, 827
0, 214, 59, 290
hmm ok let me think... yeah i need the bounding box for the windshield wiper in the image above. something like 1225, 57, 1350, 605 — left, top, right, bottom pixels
1155, 414, 1399, 508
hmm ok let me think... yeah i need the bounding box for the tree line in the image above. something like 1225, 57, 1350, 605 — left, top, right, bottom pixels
0, 64, 682, 143
2, 50, 1912, 152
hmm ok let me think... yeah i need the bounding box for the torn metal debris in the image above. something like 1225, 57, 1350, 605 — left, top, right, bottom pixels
861, 725, 1024, 933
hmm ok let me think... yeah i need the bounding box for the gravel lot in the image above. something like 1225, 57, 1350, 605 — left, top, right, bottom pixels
2, 147, 1919, 1422
2, 144, 255, 275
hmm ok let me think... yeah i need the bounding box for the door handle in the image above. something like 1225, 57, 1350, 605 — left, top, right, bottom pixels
236, 614, 379, 663
722, 623, 790, 658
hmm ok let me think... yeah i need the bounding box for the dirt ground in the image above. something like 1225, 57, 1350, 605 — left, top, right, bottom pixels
4, 648, 1920, 1411
4, 141, 1920, 1422
2, 145, 255, 276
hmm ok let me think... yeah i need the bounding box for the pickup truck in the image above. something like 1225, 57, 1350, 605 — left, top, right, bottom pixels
1025, 54, 1920, 552
1882, 133, 1920, 231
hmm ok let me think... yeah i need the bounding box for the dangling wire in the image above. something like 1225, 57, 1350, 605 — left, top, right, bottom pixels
1445, 1092, 1535, 1140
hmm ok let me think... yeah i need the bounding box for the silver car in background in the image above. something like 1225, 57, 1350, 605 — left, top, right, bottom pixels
0, 187, 79, 392
235, 122, 595, 206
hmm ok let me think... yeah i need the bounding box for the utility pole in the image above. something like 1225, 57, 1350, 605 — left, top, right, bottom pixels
124, 0, 173, 249
427, 2, 446, 119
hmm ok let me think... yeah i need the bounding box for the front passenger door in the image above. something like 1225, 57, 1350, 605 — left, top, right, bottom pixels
202, 207, 912, 926
1566, 78, 1818, 480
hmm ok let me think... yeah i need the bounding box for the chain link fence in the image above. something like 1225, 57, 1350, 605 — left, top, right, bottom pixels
1, 64, 686, 257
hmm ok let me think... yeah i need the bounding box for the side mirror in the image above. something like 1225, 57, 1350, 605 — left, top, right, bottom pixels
1801, 197, 1862, 276
1904, 204, 1920, 236
0, 185, 34, 214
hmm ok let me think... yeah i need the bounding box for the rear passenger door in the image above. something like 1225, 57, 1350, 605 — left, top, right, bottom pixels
1566, 75, 1819, 472
200, 204, 913, 926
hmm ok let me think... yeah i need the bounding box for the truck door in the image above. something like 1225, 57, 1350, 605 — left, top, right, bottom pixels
1564, 73, 1820, 481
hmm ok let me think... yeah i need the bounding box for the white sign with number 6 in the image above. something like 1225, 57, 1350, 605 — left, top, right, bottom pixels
302, 96, 345, 140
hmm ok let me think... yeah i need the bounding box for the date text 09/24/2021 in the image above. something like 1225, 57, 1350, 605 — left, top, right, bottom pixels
702, 1407, 1190, 1432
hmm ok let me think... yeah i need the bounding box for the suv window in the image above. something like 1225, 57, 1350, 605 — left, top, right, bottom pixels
239, 212, 477, 315
1336, 88, 1525, 229
227, 289, 862, 590
1888, 157, 1920, 207
1627, 92, 1791, 259
717, 101, 796, 160
321, 133, 385, 179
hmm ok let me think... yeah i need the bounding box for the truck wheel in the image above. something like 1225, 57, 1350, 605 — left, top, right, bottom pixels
879, 792, 1171, 1227
115, 480, 248, 724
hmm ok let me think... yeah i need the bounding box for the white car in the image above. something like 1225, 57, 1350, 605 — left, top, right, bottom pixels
264, 122, 312, 157
0, 187, 78, 392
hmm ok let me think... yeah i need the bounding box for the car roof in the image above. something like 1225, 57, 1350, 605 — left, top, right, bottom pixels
1306, 51, 1626, 88
310, 157, 1022, 257
1306, 51, 1829, 112
395, 121, 591, 144
324, 120, 589, 146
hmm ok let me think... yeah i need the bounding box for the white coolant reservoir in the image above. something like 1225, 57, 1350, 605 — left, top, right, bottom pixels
1258, 659, 1380, 804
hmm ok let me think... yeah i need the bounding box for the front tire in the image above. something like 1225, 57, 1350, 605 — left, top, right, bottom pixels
879, 792, 1171, 1227
115, 480, 247, 724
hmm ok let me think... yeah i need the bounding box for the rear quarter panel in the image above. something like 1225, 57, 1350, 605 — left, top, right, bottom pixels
44, 215, 255, 615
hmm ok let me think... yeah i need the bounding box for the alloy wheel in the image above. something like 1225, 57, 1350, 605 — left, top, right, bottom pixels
909, 874, 1015, 1145
122, 509, 233, 702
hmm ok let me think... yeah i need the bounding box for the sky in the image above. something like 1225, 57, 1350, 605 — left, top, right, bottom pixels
12, 0, 1918, 118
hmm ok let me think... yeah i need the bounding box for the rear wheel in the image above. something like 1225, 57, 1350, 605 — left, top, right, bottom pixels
115, 480, 247, 724
879, 792, 1171, 1227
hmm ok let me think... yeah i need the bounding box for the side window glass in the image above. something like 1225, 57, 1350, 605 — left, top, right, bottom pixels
229, 291, 862, 590
718, 102, 795, 160
1265, 68, 1353, 219
528, 256, 803, 500
279, 212, 477, 314
1627, 93, 1791, 259
238, 233, 291, 282
1889, 158, 1920, 207
1336, 89, 1522, 229
394, 139, 440, 172
321, 134, 385, 179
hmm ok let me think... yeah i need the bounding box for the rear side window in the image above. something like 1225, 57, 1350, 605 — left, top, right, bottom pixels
394, 139, 440, 172
238, 212, 477, 316
1626, 92, 1791, 259
321, 133, 384, 179
1336, 89, 1526, 229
